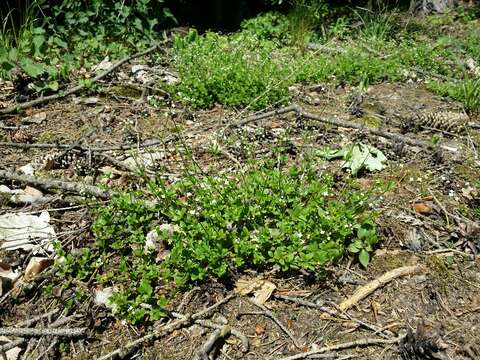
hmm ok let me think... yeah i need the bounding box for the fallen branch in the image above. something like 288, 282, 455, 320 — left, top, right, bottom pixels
230, 105, 459, 152
0, 169, 113, 200
0, 327, 86, 338
194, 319, 249, 353
0, 137, 171, 152
339, 265, 421, 312
97, 294, 236, 360
0, 338, 24, 353
0, 43, 164, 115
277, 336, 405, 360
16, 309, 61, 328
170, 313, 249, 353
194, 325, 231, 360
245, 298, 302, 349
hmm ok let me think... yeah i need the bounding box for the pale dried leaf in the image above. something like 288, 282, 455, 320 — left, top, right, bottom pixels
0, 211, 56, 252
24, 257, 54, 281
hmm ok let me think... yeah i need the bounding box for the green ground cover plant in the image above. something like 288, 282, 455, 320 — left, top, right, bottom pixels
54, 160, 379, 323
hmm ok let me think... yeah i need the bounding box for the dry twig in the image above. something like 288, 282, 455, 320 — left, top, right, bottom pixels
194, 325, 231, 360
245, 298, 302, 349
0, 327, 86, 338
339, 265, 421, 312
277, 336, 404, 360
0, 169, 113, 200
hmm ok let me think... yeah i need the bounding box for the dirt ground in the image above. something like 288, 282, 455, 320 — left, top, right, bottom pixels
1, 66, 479, 360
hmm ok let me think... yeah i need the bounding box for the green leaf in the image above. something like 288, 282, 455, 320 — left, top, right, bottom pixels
359, 249, 370, 268
20, 58, 45, 78
326, 143, 387, 176
348, 241, 362, 253
8, 48, 18, 62
32, 35, 45, 57
48, 81, 59, 91
138, 279, 153, 296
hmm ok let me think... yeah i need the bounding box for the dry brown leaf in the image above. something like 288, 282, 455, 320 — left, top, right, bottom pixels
255, 323, 266, 335
414, 202, 432, 214
234, 278, 276, 304
24, 257, 54, 281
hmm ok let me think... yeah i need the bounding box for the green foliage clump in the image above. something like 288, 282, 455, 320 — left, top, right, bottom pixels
0, 0, 171, 84
55, 160, 379, 323
44, 0, 173, 46
171, 31, 291, 109
241, 12, 291, 44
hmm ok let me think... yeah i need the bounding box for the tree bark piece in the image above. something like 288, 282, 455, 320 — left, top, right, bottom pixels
0, 170, 113, 200
339, 265, 421, 312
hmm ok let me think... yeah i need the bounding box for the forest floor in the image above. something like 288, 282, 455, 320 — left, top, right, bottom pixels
1, 11, 480, 360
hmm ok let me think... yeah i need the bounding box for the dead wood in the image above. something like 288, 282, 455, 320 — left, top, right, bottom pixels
194, 325, 231, 360
229, 105, 460, 153
195, 319, 249, 353
0, 43, 164, 115
0, 169, 113, 200
273, 295, 391, 337
16, 309, 61, 328
278, 336, 405, 360
245, 298, 302, 349
0, 327, 86, 337
339, 265, 421, 312
97, 294, 236, 360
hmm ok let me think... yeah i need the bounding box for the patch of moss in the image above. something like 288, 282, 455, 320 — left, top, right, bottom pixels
108, 85, 142, 98
426, 255, 454, 294
37, 131, 56, 143
354, 115, 382, 128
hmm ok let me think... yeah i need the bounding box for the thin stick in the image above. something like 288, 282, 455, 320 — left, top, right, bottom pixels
16, 309, 61, 328
229, 105, 300, 128
276, 336, 404, 360
274, 295, 338, 317
0, 43, 164, 115
273, 295, 390, 337
0, 327, 86, 338
339, 265, 420, 312
246, 298, 302, 349
0, 169, 112, 200
196, 319, 249, 353
0, 339, 24, 353
428, 189, 450, 227
97, 294, 236, 360
194, 325, 231, 360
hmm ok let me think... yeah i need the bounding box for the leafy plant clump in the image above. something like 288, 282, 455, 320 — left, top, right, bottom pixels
171, 31, 292, 109
55, 161, 379, 323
